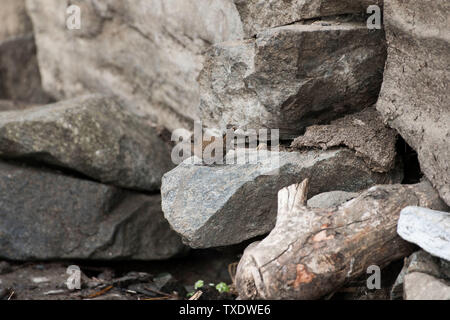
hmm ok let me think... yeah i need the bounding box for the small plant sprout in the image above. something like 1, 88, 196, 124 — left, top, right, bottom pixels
194, 280, 204, 290
215, 282, 230, 293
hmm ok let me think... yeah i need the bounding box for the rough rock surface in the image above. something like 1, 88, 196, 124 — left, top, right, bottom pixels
0, 0, 33, 41
0, 161, 186, 260
307, 191, 359, 209
376, 0, 450, 205
292, 107, 398, 172
0, 95, 173, 191
391, 250, 450, 300
234, 0, 383, 36
26, 0, 244, 131
404, 273, 450, 300
162, 148, 402, 248
397, 206, 450, 261
199, 21, 386, 139
235, 180, 447, 300
0, 35, 51, 104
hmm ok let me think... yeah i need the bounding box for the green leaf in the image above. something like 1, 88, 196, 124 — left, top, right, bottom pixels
194, 280, 204, 290
215, 282, 230, 293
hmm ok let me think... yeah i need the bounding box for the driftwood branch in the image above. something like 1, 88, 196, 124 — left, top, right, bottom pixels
236, 180, 447, 300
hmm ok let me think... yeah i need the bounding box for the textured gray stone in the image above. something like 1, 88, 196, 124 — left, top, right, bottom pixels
234, 0, 383, 36
0, 161, 186, 260
376, 0, 450, 205
162, 148, 402, 248
0, 95, 173, 191
391, 250, 449, 300
26, 0, 244, 132
397, 206, 450, 261
0, 34, 50, 104
199, 21, 386, 139
404, 273, 450, 300
307, 191, 359, 209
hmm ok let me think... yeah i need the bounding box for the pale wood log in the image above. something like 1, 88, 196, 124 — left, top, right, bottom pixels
236, 180, 448, 300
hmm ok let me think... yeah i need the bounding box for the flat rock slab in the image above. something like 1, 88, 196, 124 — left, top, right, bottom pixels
398, 206, 450, 261
0, 94, 173, 191
161, 148, 402, 248
0, 161, 185, 260
199, 21, 386, 139
292, 107, 398, 173
376, 0, 450, 205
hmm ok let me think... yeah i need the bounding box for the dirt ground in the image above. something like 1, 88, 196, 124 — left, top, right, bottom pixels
0, 246, 404, 300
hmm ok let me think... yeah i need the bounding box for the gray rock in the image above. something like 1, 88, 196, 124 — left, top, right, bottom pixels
404, 273, 450, 300
0, 0, 32, 41
397, 206, 450, 261
25, 0, 244, 132
376, 0, 450, 205
234, 0, 383, 36
162, 148, 402, 248
0, 95, 173, 191
0, 34, 51, 104
292, 107, 398, 173
0, 161, 185, 260
307, 191, 359, 209
390, 250, 448, 300
199, 21, 387, 139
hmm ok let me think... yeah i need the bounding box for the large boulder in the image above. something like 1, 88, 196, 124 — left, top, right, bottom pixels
0, 161, 186, 260
234, 0, 383, 36
161, 148, 402, 248
25, 0, 244, 132
0, 95, 173, 191
199, 20, 387, 139
376, 0, 450, 205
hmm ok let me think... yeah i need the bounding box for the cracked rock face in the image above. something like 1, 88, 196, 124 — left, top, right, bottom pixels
376, 0, 450, 206
25, 0, 244, 132
233, 0, 383, 36
199, 21, 387, 139
0, 95, 173, 191
0, 161, 186, 260
292, 107, 398, 173
161, 148, 402, 248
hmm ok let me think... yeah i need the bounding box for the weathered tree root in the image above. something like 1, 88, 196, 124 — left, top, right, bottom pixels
236, 180, 447, 300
